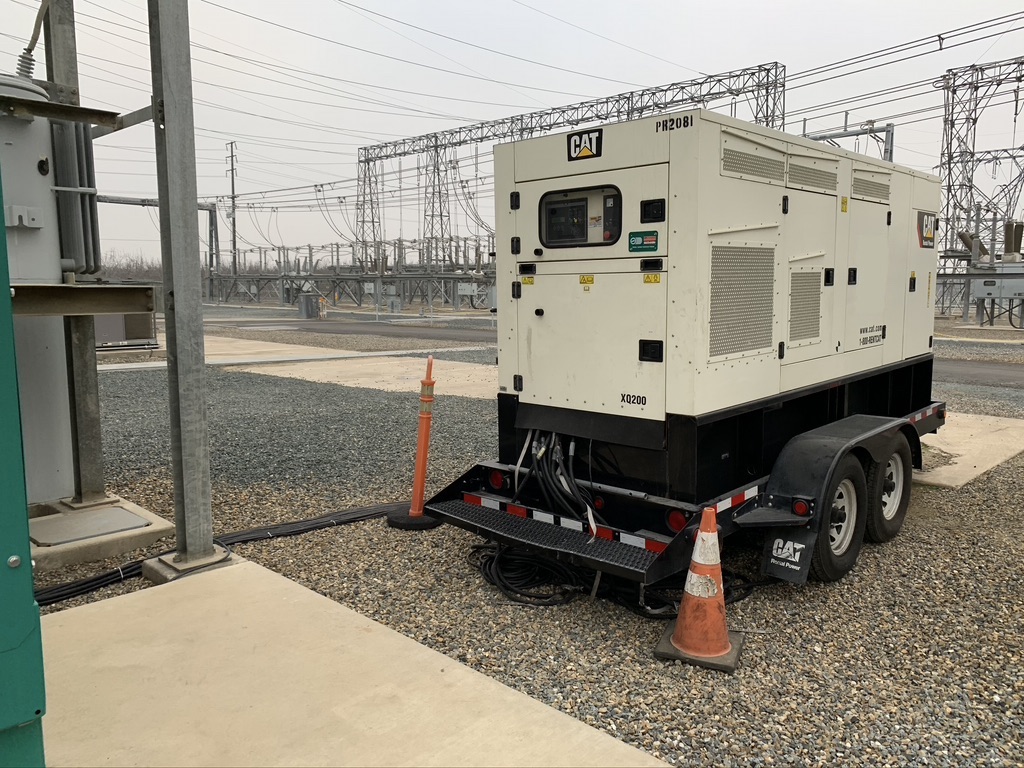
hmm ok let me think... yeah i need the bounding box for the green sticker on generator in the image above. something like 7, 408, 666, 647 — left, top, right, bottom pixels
628, 231, 658, 252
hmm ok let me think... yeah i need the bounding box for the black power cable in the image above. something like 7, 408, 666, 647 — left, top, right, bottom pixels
468, 542, 770, 617
468, 543, 588, 606
34, 501, 409, 608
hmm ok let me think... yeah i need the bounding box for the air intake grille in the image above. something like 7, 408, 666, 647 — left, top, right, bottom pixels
788, 163, 838, 192
709, 246, 775, 357
852, 177, 890, 201
722, 148, 785, 182
789, 272, 822, 342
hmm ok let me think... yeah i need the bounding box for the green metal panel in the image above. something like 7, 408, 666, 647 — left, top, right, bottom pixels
0, 166, 46, 766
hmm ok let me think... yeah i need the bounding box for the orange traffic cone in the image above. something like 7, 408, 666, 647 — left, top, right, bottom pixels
654, 506, 744, 673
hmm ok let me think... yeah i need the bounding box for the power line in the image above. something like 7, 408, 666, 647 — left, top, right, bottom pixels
331, 0, 647, 89
201, 0, 598, 99
508, 0, 704, 78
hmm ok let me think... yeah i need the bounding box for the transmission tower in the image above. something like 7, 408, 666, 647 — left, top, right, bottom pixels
356, 62, 786, 264
937, 56, 1024, 268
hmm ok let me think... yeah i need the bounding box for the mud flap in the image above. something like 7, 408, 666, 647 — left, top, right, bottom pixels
761, 527, 817, 584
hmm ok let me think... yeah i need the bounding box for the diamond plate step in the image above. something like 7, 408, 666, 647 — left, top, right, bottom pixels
427, 499, 657, 581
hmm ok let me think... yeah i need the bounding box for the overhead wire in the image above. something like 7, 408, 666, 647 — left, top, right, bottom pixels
331, 0, 648, 89
201, 0, 598, 99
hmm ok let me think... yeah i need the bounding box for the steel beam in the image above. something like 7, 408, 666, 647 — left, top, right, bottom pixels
44, 0, 109, 507
10, 284, 155, 316
148, 0, 214, 561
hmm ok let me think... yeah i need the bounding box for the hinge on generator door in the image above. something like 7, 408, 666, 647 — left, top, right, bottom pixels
513, 374, 523, 392
512, 281, 522, 299
510, 191, 520, 210
511, 237, 521, 255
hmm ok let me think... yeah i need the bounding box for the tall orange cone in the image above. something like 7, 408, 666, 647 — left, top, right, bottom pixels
654, 507, 744, 673
387, 356, 443, 530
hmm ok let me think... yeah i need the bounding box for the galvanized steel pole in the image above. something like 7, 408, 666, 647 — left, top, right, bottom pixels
148, 0, 214, 561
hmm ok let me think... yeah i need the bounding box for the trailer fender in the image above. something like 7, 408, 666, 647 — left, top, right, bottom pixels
755, 415, 909, 584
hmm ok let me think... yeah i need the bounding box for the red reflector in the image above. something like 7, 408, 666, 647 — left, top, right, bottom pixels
645, 539, 668, 554
593, 495, 605, 510
595, 527, 614, 541
464, 494, 482, 506
507, 504, 528, 518
666, 509, 687, 533
488, 470, 506, 490
793, 499, 810, 516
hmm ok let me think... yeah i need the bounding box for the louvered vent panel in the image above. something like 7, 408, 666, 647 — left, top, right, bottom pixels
722, 148, 785, 182
788, 163, 838, 192
709, 246, 775, 358
789, 272, 822, 342
851, 177, 890, 201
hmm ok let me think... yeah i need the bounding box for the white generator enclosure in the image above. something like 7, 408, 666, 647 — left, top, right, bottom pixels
495, 110, 941, 422
427, 111, 946, 587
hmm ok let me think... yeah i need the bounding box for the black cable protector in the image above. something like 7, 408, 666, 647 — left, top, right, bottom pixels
34, 501, 409, 607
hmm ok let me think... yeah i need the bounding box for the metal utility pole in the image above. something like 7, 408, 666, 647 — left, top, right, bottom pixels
148, 0, 214, 564
227, 140, 237, 275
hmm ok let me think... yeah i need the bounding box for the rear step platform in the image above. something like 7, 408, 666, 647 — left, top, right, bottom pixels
427, 499, 660, 582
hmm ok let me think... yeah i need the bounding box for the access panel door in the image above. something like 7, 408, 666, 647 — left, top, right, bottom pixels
517, 266, 667, 420
513, 165, 670, 264
844, 198, 890, 356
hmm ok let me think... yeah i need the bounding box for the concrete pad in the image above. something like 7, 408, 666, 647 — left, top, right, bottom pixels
41, 561, 663, 768
98, 333, 495, 372
916, 412, 1024, 488
200, 333, 356, 363
140, 545, 235, 585
230, 356, 499, 399
29, 498, 174, 571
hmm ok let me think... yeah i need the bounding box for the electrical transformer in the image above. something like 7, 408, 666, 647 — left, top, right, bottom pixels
428, 111, 945, 587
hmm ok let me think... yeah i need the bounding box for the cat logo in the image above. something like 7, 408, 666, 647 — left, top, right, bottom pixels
772, 538, 805, 563
917, 211, 936, 249
567, 129, 602, 161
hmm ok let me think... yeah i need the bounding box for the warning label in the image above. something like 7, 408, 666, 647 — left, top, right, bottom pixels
579, 275, 594, 285
643, 274, 661, 284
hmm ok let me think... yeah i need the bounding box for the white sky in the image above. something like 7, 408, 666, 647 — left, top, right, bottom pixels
3, 0, 1023, 265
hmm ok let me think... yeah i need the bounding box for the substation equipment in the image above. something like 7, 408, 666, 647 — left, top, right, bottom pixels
0, 66, 154, 766
427, 110, 945, 588
2, 0, 216, 759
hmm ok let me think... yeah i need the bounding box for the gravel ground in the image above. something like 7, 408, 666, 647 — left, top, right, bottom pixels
933, 381, 1024, 419
34, 365, 1022, 765
202, 324, 479, 352
933, 339, 1024, 364
394, 347, 497, 366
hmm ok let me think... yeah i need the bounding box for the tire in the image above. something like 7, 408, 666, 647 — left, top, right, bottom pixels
810, 454, 868, 582
865, 433, 913, 543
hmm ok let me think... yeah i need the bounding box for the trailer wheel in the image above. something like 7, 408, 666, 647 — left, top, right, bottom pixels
810, 454, 867, 582
865, 434, 913, 543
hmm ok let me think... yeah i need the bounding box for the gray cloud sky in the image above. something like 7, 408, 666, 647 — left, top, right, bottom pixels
3, 0, 1022, 263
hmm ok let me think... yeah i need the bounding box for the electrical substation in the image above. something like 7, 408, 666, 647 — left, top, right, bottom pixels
2, 2, 1024, 766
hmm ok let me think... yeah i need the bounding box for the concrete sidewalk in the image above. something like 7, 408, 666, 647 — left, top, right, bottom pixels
41, 560, 664, 768
99, 333, 493, 372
